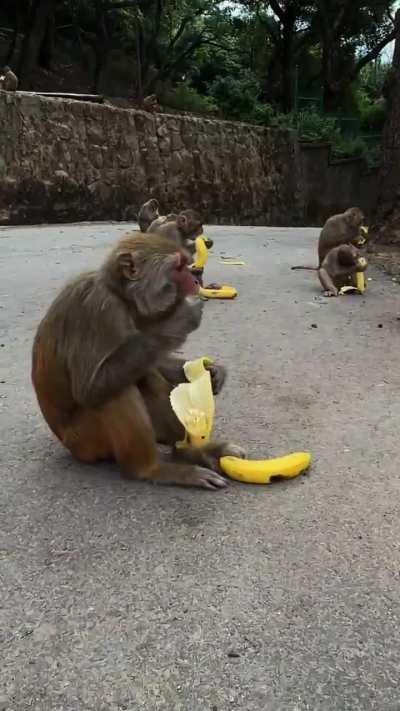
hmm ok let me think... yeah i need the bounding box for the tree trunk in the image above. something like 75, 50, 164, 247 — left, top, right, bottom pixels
38, 3, 55, 70
372, 10, 400, 245
18, 0, 54, 87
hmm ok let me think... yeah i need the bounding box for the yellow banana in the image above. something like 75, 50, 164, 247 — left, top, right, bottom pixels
220, 452, 312, 484
184, 356, 213, 381
199, 285, 238, 299
193, 236, 209, 269
356, 271, 366, 294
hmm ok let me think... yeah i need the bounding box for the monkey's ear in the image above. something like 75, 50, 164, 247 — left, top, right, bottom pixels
117, 251, 137, 280
177, 214, 187, 229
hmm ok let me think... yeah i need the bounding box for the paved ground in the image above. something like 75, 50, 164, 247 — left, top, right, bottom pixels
1, 223, 400, 711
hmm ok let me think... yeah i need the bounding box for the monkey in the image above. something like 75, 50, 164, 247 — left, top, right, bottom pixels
32, 232, 244, 490
137, 198, 177, 233
142, 94, 160, 113
292, 207, 366, 271
318, 244, 368, 297
318, 207, 366, 265
148, 209, 208, 256
294, 243, 367, 297
0, 66, 18, 91
138, 198, 160, 232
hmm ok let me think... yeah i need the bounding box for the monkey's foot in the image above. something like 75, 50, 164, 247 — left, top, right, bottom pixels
185, 467, 228, 490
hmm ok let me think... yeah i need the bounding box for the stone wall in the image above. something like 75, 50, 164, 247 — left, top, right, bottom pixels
0, 92, 379, 227
0, 92, 303, 226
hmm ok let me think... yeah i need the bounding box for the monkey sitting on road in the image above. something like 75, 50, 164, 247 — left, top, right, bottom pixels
292, 207, 367, 272
293, 243, 368, 297
32, 232, 244, 490
0, 66, 18, 91
317, 207, 366, 264
138, 198, 177, 233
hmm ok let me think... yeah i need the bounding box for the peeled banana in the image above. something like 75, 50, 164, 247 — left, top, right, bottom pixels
220, 452, 312, 484
170, 357, 313, 485
199, 285, 238, 299
356, 225, 368, 247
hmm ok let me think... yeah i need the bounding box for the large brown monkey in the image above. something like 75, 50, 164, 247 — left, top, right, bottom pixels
32, 233, 243, 489
295, 244, 367, 297
318, 207, 366, 264
292, 207, 366, 271
137, 198, 177, 233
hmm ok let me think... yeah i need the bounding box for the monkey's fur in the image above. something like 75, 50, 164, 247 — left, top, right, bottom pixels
0, 66, 18, 91
32, 232, 244, 490
293, 243, 368, 297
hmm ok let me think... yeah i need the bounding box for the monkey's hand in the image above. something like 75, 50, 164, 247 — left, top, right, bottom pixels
323, 289, 339, 297
206, 363, 227, 394
156, 297, 204, 350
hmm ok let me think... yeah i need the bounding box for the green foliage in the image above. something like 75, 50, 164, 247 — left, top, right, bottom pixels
161, 83, 218, 115
270, 110, 339, 143
208, 72, 261, 120
331, 135, 366, 160
355, 87, 387, 131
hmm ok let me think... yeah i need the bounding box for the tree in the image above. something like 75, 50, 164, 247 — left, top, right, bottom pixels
311, 0, 397, 110
372, 9, 400, 244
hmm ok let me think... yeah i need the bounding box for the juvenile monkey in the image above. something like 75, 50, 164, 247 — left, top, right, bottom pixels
138, 198, 160, 232
318, 244, 368, 297
32, 232, 243, 490
142, 94, 160, 112
292, 243, 367, 297
149, 209, 207, 255
137, 198, 177, 233
0, 66, 18, 91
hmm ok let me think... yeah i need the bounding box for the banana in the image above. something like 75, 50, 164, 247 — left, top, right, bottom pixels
220, 451, 312, 484
193, 236, 209, 269
199, 285, 238, 299
356, 271, 366, 293
183, 356, 213, 381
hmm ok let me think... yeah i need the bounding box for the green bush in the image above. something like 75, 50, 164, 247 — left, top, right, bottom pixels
161, 83, 217, 115
331, 135, 365, 160
208, 72, 261, 120
295, 110, 339, 143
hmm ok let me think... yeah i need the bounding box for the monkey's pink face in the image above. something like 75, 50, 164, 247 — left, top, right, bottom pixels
171, 252, 199, 295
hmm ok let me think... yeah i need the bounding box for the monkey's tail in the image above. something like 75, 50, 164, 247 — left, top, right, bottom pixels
291, 265, 318, 271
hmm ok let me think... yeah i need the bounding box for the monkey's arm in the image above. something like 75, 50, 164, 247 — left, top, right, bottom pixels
72, 331, 162, 408
159, 356, 226, 394
318, 268, 338, 297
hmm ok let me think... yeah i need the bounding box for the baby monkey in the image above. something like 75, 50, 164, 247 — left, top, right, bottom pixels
318, 244, 368, 297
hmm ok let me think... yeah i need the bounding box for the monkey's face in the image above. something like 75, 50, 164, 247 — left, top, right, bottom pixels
345, 207, 364, 229
177, 211, 204, 239
113, 236, 199, 317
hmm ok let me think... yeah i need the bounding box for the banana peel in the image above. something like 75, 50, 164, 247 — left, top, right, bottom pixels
170, 357, 215, 449
169, 357, 312, 485
356, 225, 368, 247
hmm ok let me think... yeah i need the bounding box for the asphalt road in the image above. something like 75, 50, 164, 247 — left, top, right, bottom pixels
1, 223, 400, 711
